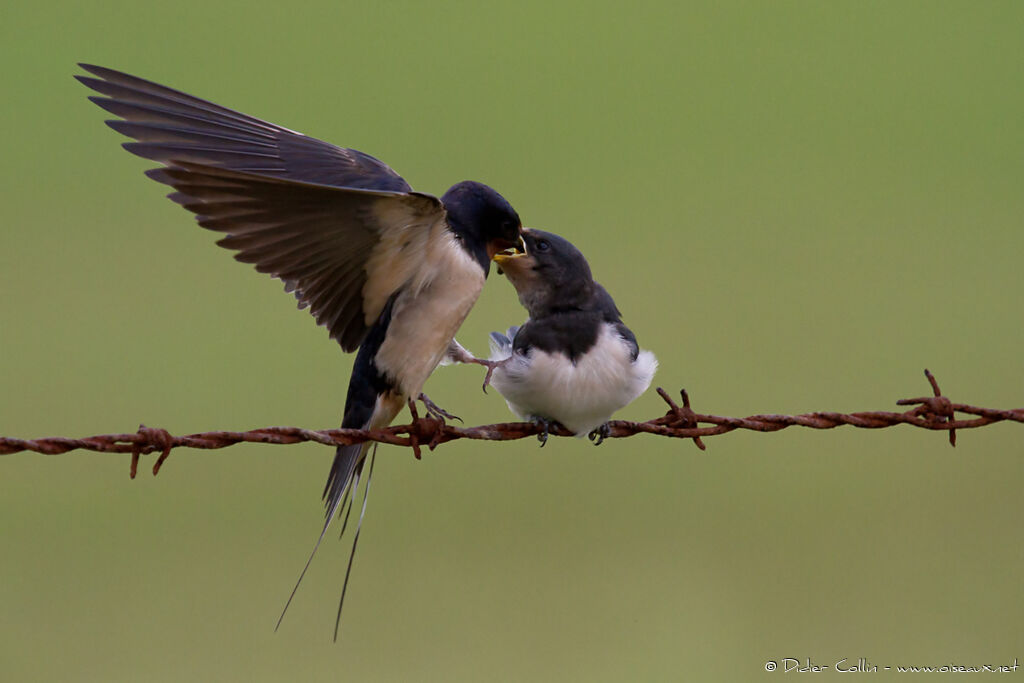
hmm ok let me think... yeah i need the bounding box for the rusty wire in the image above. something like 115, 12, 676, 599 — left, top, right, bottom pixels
2, 370, 1021, 478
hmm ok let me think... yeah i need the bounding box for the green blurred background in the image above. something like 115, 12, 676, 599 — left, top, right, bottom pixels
2, 1, 1022, 680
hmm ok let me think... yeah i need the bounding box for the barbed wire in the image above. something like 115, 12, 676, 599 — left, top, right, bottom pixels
2, 371, 1021, 478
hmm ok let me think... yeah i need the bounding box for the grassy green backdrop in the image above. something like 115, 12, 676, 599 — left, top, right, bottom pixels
2, 1, 1022, 681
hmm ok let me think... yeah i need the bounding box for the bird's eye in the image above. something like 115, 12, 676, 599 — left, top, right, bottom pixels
534, 240, 550, 252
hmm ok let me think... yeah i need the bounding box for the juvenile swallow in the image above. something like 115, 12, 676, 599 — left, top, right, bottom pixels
486, 229, 657, 443
77, 64, 524, 638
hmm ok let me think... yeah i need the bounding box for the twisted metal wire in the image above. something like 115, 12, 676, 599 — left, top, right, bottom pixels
2, 371, 1020, 478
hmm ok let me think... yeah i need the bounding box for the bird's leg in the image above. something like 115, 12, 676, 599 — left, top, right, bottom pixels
473, 357, 507, 394
417, 393, 463, 423
588, 422, 612, 446
530, 416, 556, 447
442, 340, 507, 393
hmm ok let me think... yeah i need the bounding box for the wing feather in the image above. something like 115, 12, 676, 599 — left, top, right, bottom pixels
77, 63, 412, 191
79, 64, 455, 351
157, 162, 446, 351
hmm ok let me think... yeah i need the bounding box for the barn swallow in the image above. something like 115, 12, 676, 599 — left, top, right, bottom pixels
486, 229, 656, 443
77, 64, 524, 638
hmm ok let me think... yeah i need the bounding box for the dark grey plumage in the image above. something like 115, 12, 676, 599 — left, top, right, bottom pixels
489, 229, 657, 438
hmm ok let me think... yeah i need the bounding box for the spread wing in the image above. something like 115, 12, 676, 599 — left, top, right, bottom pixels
76, 63, 411, 191
78, 64, 449, 352
154, 162, 447, 352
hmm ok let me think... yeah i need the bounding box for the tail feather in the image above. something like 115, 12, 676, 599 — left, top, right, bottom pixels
275, 442, 368, 632
488, 325, 519, 360
276, 294, 398, 637
333, 446, 376, 642
323, 442, 367, 518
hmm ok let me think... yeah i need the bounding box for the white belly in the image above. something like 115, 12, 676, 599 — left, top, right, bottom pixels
492, 322, 657, 435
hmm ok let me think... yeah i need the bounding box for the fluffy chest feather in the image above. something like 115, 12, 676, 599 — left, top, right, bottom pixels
491, 322, 657, 435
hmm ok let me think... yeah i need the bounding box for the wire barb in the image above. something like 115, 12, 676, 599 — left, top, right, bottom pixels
656, 388, 706, 451
895, 369, 957, 447
129, 424, 174, 478
3, 371, 1021, 472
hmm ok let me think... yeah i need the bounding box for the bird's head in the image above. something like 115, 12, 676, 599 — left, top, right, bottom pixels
492, 228, 596, 317
441, 181, 524, 272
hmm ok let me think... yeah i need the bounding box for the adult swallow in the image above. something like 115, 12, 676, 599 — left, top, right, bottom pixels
487, 229, 656, 443
77, 64, 524, 638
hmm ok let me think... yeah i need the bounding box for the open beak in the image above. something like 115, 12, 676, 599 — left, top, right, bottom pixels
491, 235, 527, 273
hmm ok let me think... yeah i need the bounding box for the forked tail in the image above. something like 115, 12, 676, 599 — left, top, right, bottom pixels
275, 441, 373, 640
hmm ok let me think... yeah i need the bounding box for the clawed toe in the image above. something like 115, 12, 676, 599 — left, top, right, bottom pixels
535, 418, 551, 446
588, 423, 611, 446
530, 417, 562, 447
417, 393, 463, 423
470, 358, 506, 394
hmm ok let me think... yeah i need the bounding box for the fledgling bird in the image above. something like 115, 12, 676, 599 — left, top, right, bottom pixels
486, 229, 657, 443
76, 64, 524, 638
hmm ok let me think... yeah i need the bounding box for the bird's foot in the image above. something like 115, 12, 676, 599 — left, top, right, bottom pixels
588, 422, 611, 446
407, 397, 452, 458
530, 416, 558, 447
468, 357, 507, 394
417, 393, 463, 424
